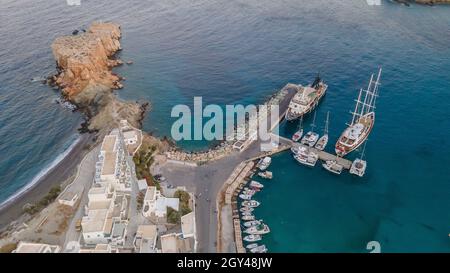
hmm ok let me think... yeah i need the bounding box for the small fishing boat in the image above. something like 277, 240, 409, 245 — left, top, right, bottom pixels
315, 111, 330, 151
242, 189, 256, 196
241, 210, 253, 216
244, 187, 260, 192
249, 181, 264, 189
301, 112, 319, 147
243, 220, 262, 228
246, 243, 259, 249
249, 245, 268, 253
291, 117, 304, 142
239, 194, 252, 200
258, 171, 273, 179
294, 152, 319, 167
242, 200, 261, 208
322, 160, 343, 175
241, 215, 256, 221
256, 157, 272, 171
243, 234, 262, 242
244, 223, 271, 235
240, 207, 254, 213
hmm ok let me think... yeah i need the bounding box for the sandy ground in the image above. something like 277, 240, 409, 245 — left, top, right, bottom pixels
0, 133, 94, 233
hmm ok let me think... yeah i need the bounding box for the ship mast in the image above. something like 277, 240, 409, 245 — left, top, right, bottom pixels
360, 140, 367, 160
349, 67, 382, 125
310, 111, 317, 132
350, 88, 363, 126
324, 111, 330, 135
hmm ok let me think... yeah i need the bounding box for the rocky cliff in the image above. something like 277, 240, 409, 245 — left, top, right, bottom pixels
51, 22, 145, 133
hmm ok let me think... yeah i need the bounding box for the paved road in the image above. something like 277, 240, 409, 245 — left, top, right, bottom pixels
160, 86, 297, 252
63, 145, 100, 250
161, 140, 269, 252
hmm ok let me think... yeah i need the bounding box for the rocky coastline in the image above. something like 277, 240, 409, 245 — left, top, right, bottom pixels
48, 22, 146, 135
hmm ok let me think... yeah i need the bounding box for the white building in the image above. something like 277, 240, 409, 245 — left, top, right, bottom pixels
160, 233, 194, 253
95, 133, 131, 193
13, 242, 60, 253
181, 212, 195, 239
142, 186, 179, 218
81, 186, 129, 246
133, 225, 158, 253
123, 130, 138, 145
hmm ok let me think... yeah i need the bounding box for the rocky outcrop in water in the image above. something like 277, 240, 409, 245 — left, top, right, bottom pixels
51, 22, 145, 133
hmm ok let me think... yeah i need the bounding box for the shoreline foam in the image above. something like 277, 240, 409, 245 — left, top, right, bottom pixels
0, 135, 82, 211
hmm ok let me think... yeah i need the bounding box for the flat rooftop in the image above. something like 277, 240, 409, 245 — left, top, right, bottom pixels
101, 135, 117, 152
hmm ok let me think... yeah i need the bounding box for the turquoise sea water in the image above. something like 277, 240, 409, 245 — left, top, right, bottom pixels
0, 0, 449, 251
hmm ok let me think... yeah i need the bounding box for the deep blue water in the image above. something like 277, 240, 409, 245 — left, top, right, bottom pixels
0, 0, 449, 252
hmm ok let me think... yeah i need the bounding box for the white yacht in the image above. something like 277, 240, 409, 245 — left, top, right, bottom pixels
301, 111, 319, 147
336, 68, 381, 157
315, 111, 330, 151
243, 220, 262, 228
285, 75, 328, 121
256, 157, 272, 171
258, 171, 273, 179
244, 223, 271, 235
249, 245, 268, 253
350, 141, 368, 177
249, 180, 264, 189
291, 117, 304, 142
243, 234, 262, 242
322, 160, 344, 175
242, 200, 261, 208
294, 151, 319, 167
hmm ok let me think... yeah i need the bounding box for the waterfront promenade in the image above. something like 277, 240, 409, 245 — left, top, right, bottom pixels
159, 85, 298, 252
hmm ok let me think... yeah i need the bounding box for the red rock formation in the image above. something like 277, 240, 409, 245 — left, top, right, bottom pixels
51, 22, 147, 133
52, 22, 123, 98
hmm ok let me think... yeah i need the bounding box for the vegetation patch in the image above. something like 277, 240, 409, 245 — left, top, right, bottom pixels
174, 190, 192, 216
23, 185, 62, 215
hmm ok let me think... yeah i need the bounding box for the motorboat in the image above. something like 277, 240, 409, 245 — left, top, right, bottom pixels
242, 200, 261, 208
243, 234, 262, 242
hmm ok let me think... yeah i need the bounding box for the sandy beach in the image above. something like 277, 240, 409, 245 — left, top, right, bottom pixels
0, 133, 94, 230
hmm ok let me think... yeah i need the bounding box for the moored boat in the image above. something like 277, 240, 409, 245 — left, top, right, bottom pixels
242, 200, 261, 208
249, 245, 268, 253
336, 68, 381, 157
256, 157, 272, 171
315, 111, 330, 151
349, 141, 368, 177
239, 194, 252, 200
243, 234, 262, 242
243, 220, 262, 228
301, 111, 319, 147
322, 160, 343, 175
246, 243, 259, 249
258, 171, 273, 179
240, 207, 254, 213
294, 151, 319, 167
249, 180, 264, 189
244, 223, 271, 235
285, 75, 328, 121
241, 215, 256, 221
291, 117, 304, 142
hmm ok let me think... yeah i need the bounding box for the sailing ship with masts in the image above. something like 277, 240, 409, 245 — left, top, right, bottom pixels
335, 68, 382, 157
285, 75, 328, 121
